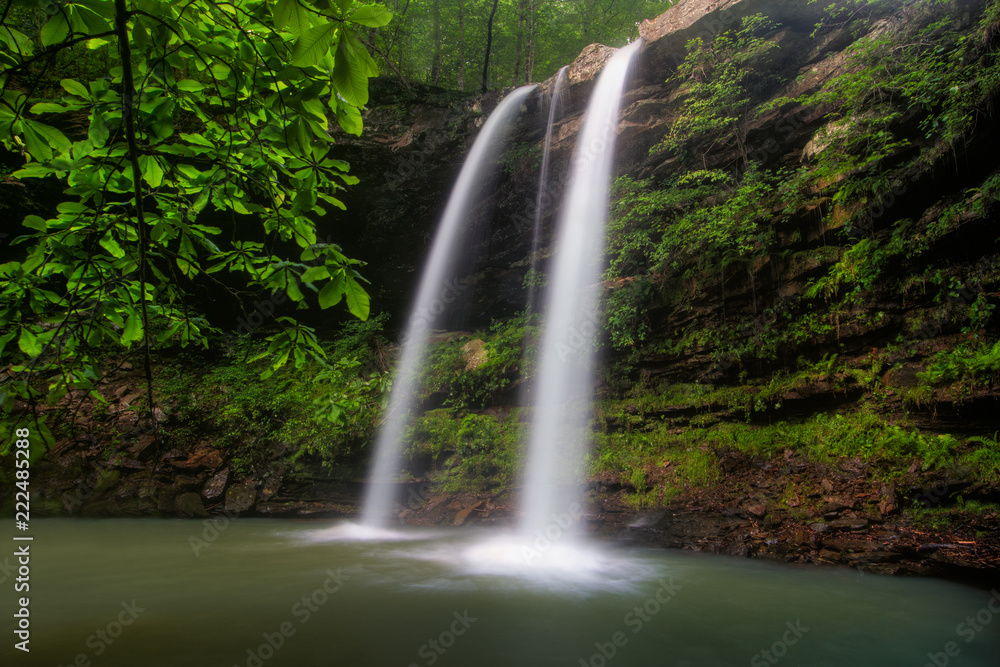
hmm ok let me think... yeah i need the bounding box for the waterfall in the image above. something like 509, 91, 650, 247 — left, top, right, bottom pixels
519, 41, 642, 538
525, 65, 569, 318
361, 84, 537, 528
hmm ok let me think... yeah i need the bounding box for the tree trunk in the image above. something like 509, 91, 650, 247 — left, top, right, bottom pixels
524, 0, 536, 84
512, 0, 525, 86
457, 1, 465, 91
430, 0, 441, 85
482, 0, 500, 93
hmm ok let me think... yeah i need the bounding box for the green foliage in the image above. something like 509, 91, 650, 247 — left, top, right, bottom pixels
651, 14, 779, 165
407, 408, 521, 492
962, 435, 1000, 483
919, 340, 1000, 390
592, 423, 719, 506
799, 1, 1000, 219
0, 0, 391, 429
605, 279, 653, 351
367, 0, 676, 90
416, 315, 535, 408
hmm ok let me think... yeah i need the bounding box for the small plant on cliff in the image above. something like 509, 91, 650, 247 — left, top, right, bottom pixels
651, 14, 780, 167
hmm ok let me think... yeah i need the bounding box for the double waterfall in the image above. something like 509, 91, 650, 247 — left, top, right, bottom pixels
361, 41, 643, 542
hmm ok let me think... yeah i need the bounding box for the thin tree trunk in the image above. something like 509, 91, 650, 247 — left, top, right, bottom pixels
114, 0, 160, 478
512, 0, 525, 86
524, 0, 536, 84
482, 0, 499, 93
430, 0, 441, 85
457, 1, 465, 91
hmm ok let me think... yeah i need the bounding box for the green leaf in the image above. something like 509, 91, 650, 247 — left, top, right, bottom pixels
99, 234, 125, 259
61, 79, 91, 99
0, 330, 17, 359
348, 5, 392, 28
292, 21, 338, 68
30, 102, 75, 113
301, 265, 329, 282
18, 328, 41, 357
40, 13, 69, 47
273, 0, 312, 34
336, 102, 363, 136
122, 313, 143, 344
88, 112, 109, 147
343, 275, 369, 320
22, 120, 71, 160
176, 79, 206, 92
22, 215, 47, 232
332, 33, 373, 107
318, 272, 345, 309
139, 155, 165, 188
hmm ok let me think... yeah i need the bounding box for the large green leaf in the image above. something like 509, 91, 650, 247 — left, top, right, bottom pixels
61, 79, 91, 99
348, 5, 392, 28
18, 328, 41, 357
139, 155, 165, 188
332, 35, 370, 107
273, 0, 312, 34
318, 272, 346, 309
22, 120, 71, 161
122, 313, 143, 344
336, 102, 363, 136
40, 13, 69, 47
343, 274, 369, 320
292, 22, 338, 68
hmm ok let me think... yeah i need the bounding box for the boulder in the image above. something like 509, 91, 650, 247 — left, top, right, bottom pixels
224, 479, 257, 514
175, 492, 209, 518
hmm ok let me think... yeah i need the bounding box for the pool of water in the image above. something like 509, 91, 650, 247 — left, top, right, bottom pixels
2, 519, 998, 666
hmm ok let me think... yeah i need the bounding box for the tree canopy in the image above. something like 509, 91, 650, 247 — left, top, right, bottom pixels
0, 0, 393, 442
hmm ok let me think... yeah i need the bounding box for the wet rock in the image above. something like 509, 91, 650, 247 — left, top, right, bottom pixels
157, 487, 179, 513
131, 435, 157, 461
461, 339, 489, 371
259, 464, 285, 502
454, 501, 483, 526
202, 468, 229, 500
828, 518, 868, 531
225, 480, 257, 514
879, 483, 899, 516
175, 492, 209, 518
172, 444, 224, 471
743, 503, 767, 518
174, 474, 205, 489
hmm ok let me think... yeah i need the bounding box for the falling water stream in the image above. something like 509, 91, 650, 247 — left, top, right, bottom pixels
525, 65, 569, 317
361, 85, 537, 528
519, 41, 642, 539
